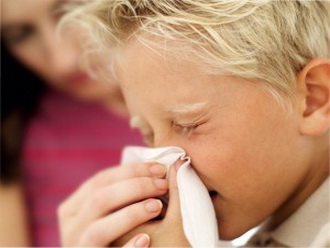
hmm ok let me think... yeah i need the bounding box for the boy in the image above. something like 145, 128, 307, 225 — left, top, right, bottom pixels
60, 1, 329, 246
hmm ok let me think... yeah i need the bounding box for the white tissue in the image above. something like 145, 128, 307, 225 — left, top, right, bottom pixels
121, 146, 219, 248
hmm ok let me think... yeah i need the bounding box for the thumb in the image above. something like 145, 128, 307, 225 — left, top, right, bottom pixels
164, 159, 184, 222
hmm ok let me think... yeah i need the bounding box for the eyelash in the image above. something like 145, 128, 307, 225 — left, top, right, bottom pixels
172, 121, 201, 136
141, 121, 203, 146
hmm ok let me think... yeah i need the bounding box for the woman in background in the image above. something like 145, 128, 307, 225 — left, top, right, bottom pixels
0, 0, 142, 246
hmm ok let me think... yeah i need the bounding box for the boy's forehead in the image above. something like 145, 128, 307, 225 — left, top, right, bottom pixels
120, 38, 193, 74
119, 39, 259, 114
120, 43, 237, 97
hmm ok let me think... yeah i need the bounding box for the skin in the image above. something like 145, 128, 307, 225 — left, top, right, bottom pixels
0, 184, 30, 246
113, 41, 329, 241
1, 0, 126, 115
58, 162, 170, 247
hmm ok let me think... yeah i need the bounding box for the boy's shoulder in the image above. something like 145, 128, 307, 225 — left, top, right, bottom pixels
247, 178, 329, 247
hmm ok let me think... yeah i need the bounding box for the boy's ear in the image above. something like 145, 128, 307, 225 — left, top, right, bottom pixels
298, 58, 330, 136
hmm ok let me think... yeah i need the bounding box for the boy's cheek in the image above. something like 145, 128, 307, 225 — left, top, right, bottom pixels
190, 141, 244, 184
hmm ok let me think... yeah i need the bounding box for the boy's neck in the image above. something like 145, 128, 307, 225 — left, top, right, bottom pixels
269, 154, 329, 229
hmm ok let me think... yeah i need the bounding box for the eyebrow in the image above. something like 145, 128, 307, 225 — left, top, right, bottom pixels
166, 102, 207, 115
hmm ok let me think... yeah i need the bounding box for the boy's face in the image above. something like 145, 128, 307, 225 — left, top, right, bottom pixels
117, 43, 310, 239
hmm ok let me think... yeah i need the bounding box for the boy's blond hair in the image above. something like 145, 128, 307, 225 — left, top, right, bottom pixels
63, 0, 330, 99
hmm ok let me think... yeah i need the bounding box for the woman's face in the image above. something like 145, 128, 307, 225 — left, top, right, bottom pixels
117, 43, 313, 240
1, 0, 114, 102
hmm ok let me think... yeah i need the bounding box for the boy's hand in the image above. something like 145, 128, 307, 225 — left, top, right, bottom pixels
113, 163, 191, 247
57, 162, 169, 247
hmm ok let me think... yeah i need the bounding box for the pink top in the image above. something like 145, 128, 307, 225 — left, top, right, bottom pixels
21, 90, 143, 246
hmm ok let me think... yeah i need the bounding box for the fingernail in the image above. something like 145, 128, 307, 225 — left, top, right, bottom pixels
149, 164, 167, 176
134, 233, 150, 247
153, 178, 169, 190
145, 199, 163, 212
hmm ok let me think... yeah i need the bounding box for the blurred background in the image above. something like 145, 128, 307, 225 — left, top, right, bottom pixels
1, 0, 143, 246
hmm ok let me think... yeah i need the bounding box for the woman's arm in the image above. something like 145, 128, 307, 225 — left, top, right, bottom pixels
0, 182, 31, 246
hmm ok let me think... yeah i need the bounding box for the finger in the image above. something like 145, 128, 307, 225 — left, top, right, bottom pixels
79, 199, 162, 247
78, 162, 167, 195
123, 233, 150, 248
87, 162, 167, 188
62, 162, 167, 215
164, 160, 184, 222
79, 177, 169, 220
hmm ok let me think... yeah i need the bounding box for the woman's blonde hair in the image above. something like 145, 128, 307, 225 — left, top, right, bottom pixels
62, 0, 330, 99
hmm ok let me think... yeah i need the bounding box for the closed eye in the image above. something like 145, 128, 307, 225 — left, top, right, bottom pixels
172, 121, 202, 136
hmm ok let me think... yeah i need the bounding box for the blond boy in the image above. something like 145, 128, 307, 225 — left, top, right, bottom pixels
59, 1, 329, 247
